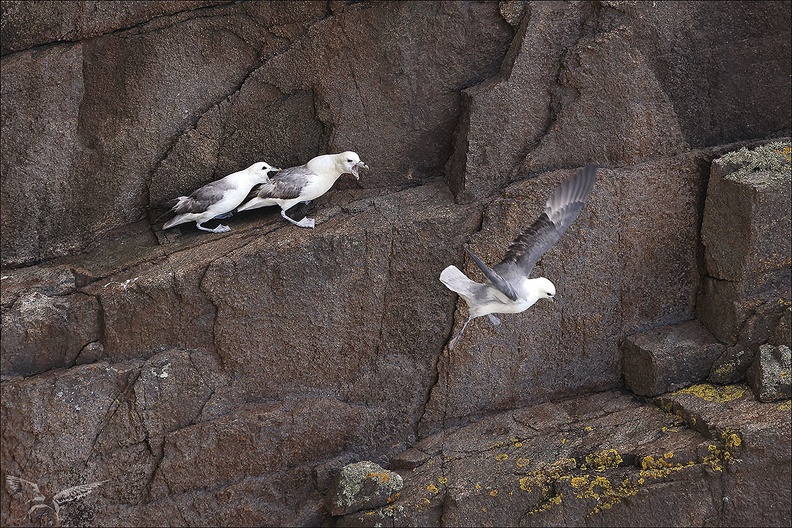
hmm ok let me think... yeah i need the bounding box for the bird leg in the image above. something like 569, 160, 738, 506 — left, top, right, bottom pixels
280, 209, 315, 229
488, 314, 502, 326
448, 316, 473, 351
212, 211, 234, 220
196, 222, 231, 233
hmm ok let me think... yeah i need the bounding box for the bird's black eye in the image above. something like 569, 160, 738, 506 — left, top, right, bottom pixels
347, 159, 353, 163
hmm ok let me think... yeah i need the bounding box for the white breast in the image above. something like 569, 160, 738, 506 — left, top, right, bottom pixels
299, 174, 338, 201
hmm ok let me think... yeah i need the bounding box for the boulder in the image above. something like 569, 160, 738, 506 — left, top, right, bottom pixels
622, 320, 725, 397
697, 269, 791, 346
705, 296, 791, 388
747, 344, 792, 402
697, 142, 792, 345
325, 461, 403, 517
701, 142, 792, 281
709, 345, 755, 385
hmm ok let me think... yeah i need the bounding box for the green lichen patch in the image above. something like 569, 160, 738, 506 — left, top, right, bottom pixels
718, 141, 792, 184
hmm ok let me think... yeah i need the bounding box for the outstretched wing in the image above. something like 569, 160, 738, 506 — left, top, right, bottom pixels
52, 480, 107, 506
494, 165, 597, 280
246, 165, 313, 201
465, 248, 519, 301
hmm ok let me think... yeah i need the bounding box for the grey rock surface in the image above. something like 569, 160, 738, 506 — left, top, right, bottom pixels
697, 142, 792, 346
701, 142, 792, 282
747, 344, 792, 402
622, 319, 725, 397
709, 345, 756, 385
344, 387, 790, 527
325, 461, 403, 517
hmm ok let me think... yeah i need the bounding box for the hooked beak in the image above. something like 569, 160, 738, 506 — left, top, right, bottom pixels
548, 296, 556, 303
350, 160, 369, 181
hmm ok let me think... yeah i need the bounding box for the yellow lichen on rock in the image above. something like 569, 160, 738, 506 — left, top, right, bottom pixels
673, 383, 746, 402
517, 457, 577, 495
365, 471, 391, 484
584, 448, 623, 471
722, 429, 742, 451
776, 145, 791, 162
515, 457, 531, 468
567, 473, 640, 516
528, 493, 563, 515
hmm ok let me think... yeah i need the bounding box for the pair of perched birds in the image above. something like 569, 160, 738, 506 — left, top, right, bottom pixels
160, 155, 597, 349
161, 151, 368, 233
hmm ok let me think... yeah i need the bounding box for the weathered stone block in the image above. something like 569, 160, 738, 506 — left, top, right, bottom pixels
325, 461, 403, 517
701, 141, 792, 281
697, 268, 791, 345
622, 320, 725, 397
312, 453, 361, 494
1, 289, 100, 376
771, 306, 792, 347
709, 345, 755, 385
747, 344, 792, 402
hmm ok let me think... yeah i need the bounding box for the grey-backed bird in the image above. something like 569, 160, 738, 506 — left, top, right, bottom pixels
161, 161, 280, 233
440, 165, 597, 349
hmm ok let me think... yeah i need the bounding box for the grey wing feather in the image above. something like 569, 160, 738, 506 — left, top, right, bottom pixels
465, 249, 519, 301
52, 481, 107, 505
494, 165, 597, 279
172, 180, 232, 214
248, 165, 312, 201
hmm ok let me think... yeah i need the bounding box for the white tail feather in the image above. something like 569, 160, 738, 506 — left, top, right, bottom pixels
439, 265, 479, 302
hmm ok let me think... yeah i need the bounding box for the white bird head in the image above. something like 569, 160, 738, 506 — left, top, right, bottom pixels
248, 162, 280, 182
535, 277, 556, 302
334, 151, 369, 180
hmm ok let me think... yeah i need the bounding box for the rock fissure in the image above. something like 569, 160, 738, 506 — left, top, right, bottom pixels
99, 369, 141, 438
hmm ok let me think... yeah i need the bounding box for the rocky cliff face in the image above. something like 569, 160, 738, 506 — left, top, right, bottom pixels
1, 1, 790, 527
